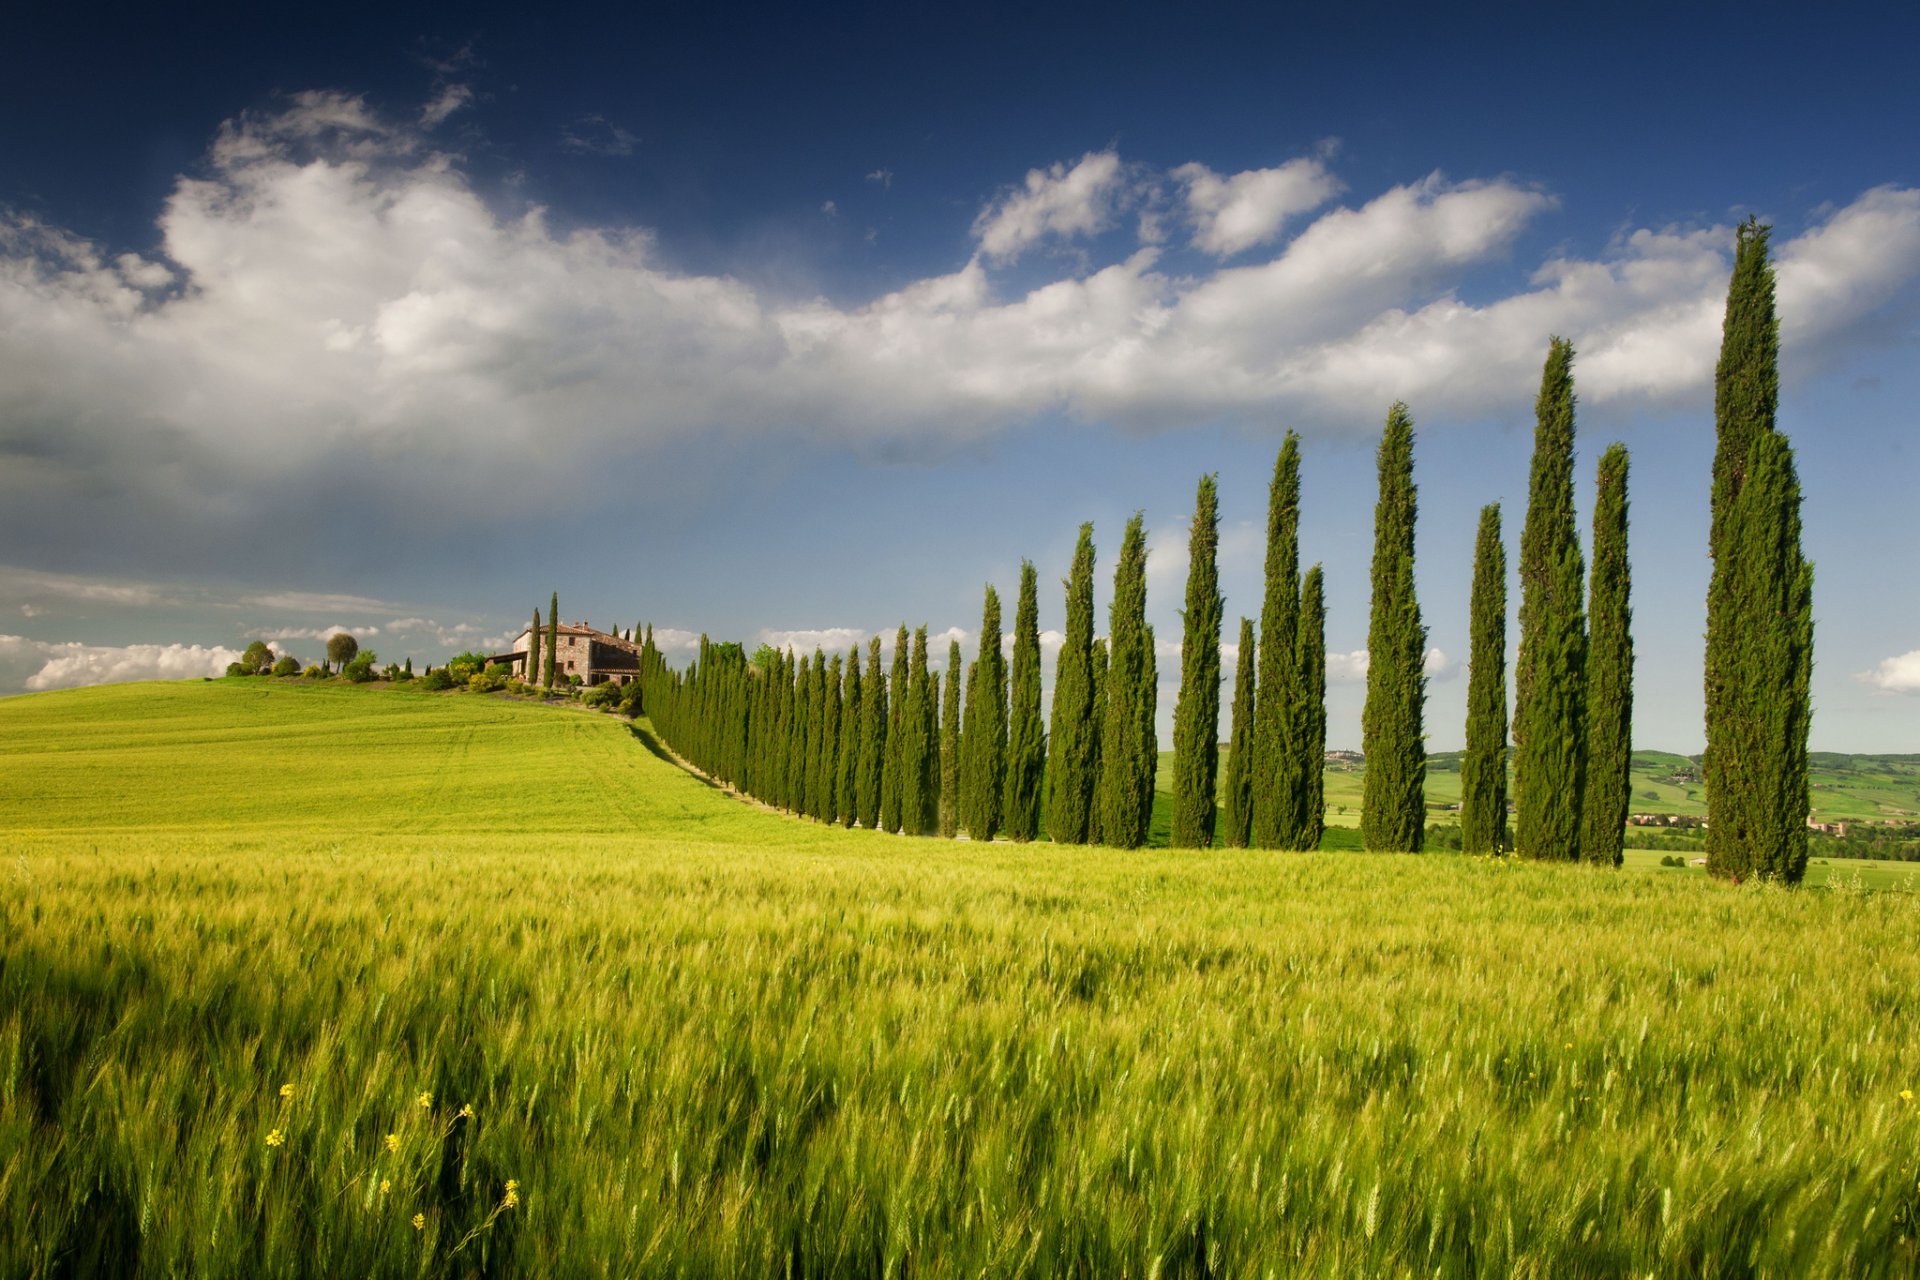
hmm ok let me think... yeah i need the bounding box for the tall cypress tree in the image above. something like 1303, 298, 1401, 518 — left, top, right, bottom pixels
1361, 404, 1426, 853
1087, 638, 1109, 846
838, 649, 861, 827
1099, 512, 1158, 849
859, 636, 886, 829
1221, 617, 1256, 848
527, 608, 542, 687
882, 625, 909, 833
960, 588, 1007, 841
1581, 446, 1632, 867
1706, 219, 1813, 884
1714, 430, 1814, 882
1046, 524, 1098, 843
940, 639, 962, 838
899, 627, 934, 835
1003, 562, 1046, 840
821, 653, 843, 822
1514, 338, 1588, 861
1461, 504, 1510, 855
1251, 435, 1301, 848
795, 653, 816, 816
544, 593, 559, 690
1170, 474, 1224, 848
1295, 565, 1327, 852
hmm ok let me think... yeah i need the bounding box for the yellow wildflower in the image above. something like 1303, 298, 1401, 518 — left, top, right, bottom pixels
379, 1179, 392, 1195
460, 1103, 475, 1119
265, 1128, 285, 1148
1903, 1089, 1915, 1102
279, 1083, 295, 1100
417, 1091, 433, 1109
412, 1213, 425, 1231
504, 1178, 520, 1208
385, 1134, 400, 1153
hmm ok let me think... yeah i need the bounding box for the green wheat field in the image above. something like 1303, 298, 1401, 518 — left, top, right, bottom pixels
3, 680, 1918, 1276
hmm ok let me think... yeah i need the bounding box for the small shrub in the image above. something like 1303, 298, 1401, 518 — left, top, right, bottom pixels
303, 664, 326, 680
419, 667, 455, 691
582, 683, 623, 709
271, 656, 300, 677
223, 662, 247, 678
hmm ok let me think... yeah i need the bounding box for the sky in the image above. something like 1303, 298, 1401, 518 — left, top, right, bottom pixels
1, 1, 1916, 752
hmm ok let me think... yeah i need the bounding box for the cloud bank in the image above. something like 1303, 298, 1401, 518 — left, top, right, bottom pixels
3, 92, 1918, 552
0, 635, 242, 691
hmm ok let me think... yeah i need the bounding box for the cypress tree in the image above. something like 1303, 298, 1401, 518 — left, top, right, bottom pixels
838, 648, 861, 827
1170, 474, 1224, 848
882, 626, 909, 833
1046, 524, 1098, 843
794, 653, 815, 816
1251, 434, 1301, 848
1513, 339, 1588, 861
1087, 638, 1109, 846
527, 608, 542, 687
1099, 512, 1158, 849
1004, 562, 1045, 841
859, 637, 886, 829
960, 588, 1007, 841
1295, 566, 1327, 852
909, 626, 939, 835
1714, 430, 1814, 882
1221, 617, 1256, 848
544, 593, 559, 690
940, 640, 962, 838
1706, 219, 1813, 884
1361, 404, 1427, 853
1461, 504, 1509, 855
403, 656, 412, 676
821, 653, 843, 823
1581, 446, 1632, 867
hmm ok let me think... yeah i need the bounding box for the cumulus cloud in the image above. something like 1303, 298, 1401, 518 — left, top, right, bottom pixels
1174, 156, 1342, 256
757, 626, 870, 655
1859, 649, 1920, 694
972, 151, 1126, 263
0, 634, 242, 691
1327, 649, 1370, 684
2, 98, 1917, 560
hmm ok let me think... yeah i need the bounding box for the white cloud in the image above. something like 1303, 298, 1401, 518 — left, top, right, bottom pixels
648, 627, 702, 656
0, 634, 243, 691
247, 591, 400, 613
1, 100, 1916, 551
821, 200, 838, 216
1327, 649, 1370, 684
1859, 649, 1920, 694
972, 151, 1126, 263
1174, 156, 1342, 256
757, 626, 870, 656
420, 83, 474, 128
866, 169, 893, 190
0, 566, 169, 608
264, 623, 380, 643
1424, 647, 1457, 681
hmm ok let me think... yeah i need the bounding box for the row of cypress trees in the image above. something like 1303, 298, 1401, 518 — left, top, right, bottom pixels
634, 224, 1805, 869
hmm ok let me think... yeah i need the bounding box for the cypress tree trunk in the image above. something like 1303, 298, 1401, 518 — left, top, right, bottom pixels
1221, 618, 1256, 848
1170, 474, 1224, 848
1361, 404, 1427, 853
1461, 504, 1509, 854
1715, 430, 1814, 882
1706, 219, 1812, 883
960, 588, 1007, 841
882, 626, 909, 833
940, 640, 962, 838
544, 593, 559, 690
1087, 639, 1109, 846
1581, 447, 1632, 867
1099, 512, 1157, 849
1296, 566, 1327, 852
1046, 524, 1098, 843
859, 637, 886, 829
1251, 435, 1301, 848
1003, 562, 1046, 841
527, 609, 542, 687
1513, 338, 1588, 861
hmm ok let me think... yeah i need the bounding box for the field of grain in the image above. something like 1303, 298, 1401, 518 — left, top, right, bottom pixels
3, 680, 1918, 1276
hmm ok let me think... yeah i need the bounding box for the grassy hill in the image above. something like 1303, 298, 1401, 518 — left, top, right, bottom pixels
4, 680, 1919, 1276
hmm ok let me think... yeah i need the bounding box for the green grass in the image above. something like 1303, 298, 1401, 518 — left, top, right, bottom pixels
4, 680, 1920, 1276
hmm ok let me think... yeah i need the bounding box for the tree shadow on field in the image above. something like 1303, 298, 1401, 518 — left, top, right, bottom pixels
623, 722, 723, 791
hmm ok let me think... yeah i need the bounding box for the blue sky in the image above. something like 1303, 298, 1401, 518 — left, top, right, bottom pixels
2, 2, 1916, 752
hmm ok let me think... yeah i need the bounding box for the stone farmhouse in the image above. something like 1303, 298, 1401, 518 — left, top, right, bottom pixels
493, 620, 642, 687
